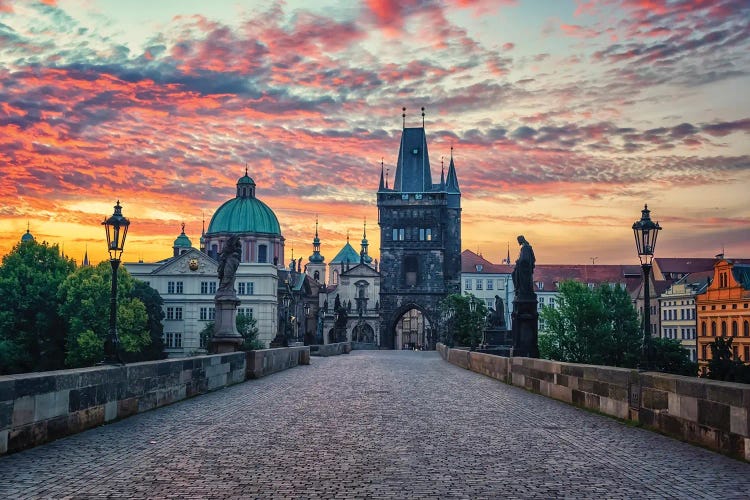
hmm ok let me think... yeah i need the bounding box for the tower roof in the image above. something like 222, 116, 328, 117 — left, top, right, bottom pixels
173, 223, 192, 248
394, 127, 432, 192
330, 242, 360, 264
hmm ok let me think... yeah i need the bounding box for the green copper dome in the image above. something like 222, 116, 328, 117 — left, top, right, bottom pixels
173, 225, 192, 248
21, 228, 34, 242
206, 174, 281, 236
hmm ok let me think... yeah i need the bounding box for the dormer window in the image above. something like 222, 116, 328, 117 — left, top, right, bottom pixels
475, 264, 483, 272
536, 281, 544, 290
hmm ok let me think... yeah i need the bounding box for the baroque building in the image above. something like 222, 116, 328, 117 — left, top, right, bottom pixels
125, 172, 282, 356
377, 119, 461, 349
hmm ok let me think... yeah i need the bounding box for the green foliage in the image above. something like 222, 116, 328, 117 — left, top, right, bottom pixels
702, 337, 750, 384
199, 313, 264, 352
0, 240, 75, 374
126, 280, 166, 362
539, 281, 641, 368
650, 337, 698, 376
58, 262, 151, 367
439, 294, 487, 349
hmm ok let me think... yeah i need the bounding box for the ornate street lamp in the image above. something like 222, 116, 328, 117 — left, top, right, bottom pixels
102, 201, 129, 364
632, 204, 662, 369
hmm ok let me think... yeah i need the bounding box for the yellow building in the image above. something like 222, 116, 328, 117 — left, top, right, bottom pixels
696, 259, 750, 365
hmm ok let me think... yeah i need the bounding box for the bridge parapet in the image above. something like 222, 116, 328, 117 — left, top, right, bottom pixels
1, 347, 309, 455
309, 342, 352, 357
438, 343, 750, 462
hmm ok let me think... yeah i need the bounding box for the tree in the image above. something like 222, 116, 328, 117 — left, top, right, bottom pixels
58, 262, 151, 367
199, 312, 264, 352
702, 337, 750, 383
539, 281, 613, 365
439, 294, 487, 349
125, 280, 166, 362
0, 240, 75, 374
650, 337, 698, 376
596, 283, 642, 368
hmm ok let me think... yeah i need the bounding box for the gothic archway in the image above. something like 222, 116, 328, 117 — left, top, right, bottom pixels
393, 308, 431, 350
352, 323, 375, 343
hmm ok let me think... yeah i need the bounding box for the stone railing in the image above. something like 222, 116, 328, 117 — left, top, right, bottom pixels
309, 342, 352, 357
438, 344, 750, 462
1, 346, 309, 455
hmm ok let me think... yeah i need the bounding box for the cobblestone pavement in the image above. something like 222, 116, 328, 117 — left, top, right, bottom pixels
2, 351, 749, 499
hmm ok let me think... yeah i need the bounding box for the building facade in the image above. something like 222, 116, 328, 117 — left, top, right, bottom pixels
124, 173, 283, 356
696, 259, 750, 366
657, 273, 711, 362
377, 122, 461, 350
460, 250, 514, 328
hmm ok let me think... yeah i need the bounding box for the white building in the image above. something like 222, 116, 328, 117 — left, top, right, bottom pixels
124, 172, 285, 356
460, 250, 514, 328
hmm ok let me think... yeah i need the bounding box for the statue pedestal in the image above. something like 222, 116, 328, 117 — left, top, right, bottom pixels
511, 295, 539, 358
210, 292, 243, 354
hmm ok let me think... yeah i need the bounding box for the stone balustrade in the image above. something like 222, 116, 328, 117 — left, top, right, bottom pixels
437, 343, 750, 462
1, 346, 309, 455
309, 342, 352, 357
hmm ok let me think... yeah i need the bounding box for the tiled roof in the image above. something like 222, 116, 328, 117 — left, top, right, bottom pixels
461, 250, 512, 274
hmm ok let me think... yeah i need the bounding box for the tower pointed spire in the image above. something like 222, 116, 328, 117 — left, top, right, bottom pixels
360, 217, 372, 265
446, 144, 460, 194
440, 156, 445, 187
379, 158, 385, 191
421, 106, 425, 128
402, 107, 406, 128
309, 215, 325, 264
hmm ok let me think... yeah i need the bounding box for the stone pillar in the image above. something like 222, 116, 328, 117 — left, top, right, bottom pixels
210, 292, 243, 353
511, 296, 539, 358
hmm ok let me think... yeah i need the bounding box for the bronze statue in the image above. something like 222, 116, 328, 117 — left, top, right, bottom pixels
511, 235, 535, 296
217, 235, 241, 293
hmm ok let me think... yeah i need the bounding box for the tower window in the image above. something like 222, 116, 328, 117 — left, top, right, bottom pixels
258, 244, 267, 263
404, 256, 418, 287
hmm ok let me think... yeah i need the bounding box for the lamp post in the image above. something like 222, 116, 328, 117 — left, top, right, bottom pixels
282, 292, 291, 346
632, 204, 662, 369
468, 296, 478, 351
102, 201, 129, 365
303, 302, 311, 343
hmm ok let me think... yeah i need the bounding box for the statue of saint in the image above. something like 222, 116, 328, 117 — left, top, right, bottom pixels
490, 295, 506, 329
217, 235, 242, 293
511, 235, 536, 296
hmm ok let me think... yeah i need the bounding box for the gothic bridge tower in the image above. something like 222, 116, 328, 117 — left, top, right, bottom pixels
377, 109, 461, 349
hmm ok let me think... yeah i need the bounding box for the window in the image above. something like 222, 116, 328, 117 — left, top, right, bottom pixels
465, 279, 472, 290
200, 307, 215, 321
166, 307, 183, 320
487, 280, 493, 290
549, 298, 555, 307
536, 281, 544, 290
744, 320, 749, 337
200, 281, 217, 295
237, 282, 254, 295
732, 321, 738, 337
404, 256, 418, 286
701, 344, 707, 360
711, 321, 716, 337
745, 346, 750, 362
238, 307, 254, 319
168, 281, 175, 294
721, 321, 727, 337
164, 332, 182, 348
476, 279, 483, 290
702, 322, 706, 337
238, 282, 245, 294
392, 228, 405, 241
167, 281, 183, 294
258, 244, 267, 263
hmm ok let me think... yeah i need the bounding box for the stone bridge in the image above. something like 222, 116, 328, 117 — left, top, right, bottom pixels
1, 350, 749, 498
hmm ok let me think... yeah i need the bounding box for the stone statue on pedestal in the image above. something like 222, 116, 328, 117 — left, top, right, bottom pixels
211, 235, 244, 353
511, 235, 539, 358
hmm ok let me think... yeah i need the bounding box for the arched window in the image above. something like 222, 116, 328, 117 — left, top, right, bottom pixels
332, 269, 339, 285
313, 270, 320, 281
721, 321, 727, 337
744, 320, 749, 337
732, 321, 738, 337
257, 244, 267, 263
711, 321, 717, 336
701, 321, 707, 337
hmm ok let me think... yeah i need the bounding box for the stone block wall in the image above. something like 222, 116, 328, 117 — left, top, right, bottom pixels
438, 344, 750, 462
1, 346, 310, 455
309, 342, 352, 357
245, 346, 310, 379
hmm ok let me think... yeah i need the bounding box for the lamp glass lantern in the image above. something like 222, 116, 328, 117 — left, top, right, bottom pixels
103, 200, 130, 261
632, 204, 661, 265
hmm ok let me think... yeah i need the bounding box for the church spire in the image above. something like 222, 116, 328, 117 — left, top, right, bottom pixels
446, 145, 460, 194
360, 218, 372, 265
309, 216, 324, 263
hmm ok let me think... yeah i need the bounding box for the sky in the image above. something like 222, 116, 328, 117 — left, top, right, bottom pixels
0, 0, 748, 266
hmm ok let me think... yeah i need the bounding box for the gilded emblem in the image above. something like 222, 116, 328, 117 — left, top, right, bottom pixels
188, 258, 199, 271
